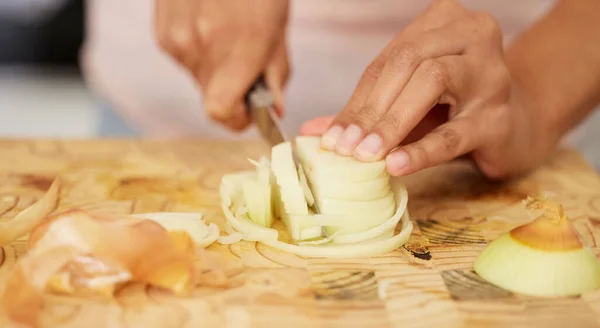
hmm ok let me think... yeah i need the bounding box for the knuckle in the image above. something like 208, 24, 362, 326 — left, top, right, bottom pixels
387, 43, 421, 72
372, 113, 401, 139
353, 104, 382, 127
409, 144, 430, 169
167, 25, 194, 51
432, 126, 461, 154
423, 59, 449, 86
469, 11, 501, 39
362, 60, 385, 83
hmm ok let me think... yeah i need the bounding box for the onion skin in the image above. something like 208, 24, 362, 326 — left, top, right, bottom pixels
1, 209, 201, 326
510, 217, 583, 251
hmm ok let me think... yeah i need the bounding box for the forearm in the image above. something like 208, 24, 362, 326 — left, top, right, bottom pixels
505, 0, 600, 146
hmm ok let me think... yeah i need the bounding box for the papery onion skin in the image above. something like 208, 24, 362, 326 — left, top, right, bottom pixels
509, 197, 583, 251
2, 209, 203, 326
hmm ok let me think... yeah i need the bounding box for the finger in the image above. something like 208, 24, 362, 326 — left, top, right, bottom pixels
264, 38, 290, 118
385, 116, 484, 176
299, 115, 336, 136
330, 21, 477, 155
353, 57, 464, 161
203, 34, 274, 126
319, 52, 388, 150
224, 102, 252, 131
155, 0, 198, 68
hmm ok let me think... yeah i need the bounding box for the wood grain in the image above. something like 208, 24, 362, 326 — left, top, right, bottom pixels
0, 139, 599, 327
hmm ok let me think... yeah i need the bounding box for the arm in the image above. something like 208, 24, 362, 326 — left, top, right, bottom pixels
506, 0, 600, 151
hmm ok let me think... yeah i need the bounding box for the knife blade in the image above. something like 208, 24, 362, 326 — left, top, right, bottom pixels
245, 76, 287, 146
245, 76, 322, 217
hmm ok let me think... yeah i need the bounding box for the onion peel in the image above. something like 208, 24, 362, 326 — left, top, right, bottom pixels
0, 209, 211, 326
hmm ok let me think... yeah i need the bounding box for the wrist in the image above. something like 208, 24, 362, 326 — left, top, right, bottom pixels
507, 81, 561, 168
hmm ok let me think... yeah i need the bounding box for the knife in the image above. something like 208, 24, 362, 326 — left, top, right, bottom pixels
245, 75, 287, 146
245, 76, 322, 217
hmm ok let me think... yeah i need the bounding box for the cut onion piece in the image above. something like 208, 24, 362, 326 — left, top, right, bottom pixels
220, 174, 279, 241
305, 170, 391, 201
295, 136, 388, 182
217, 232, 245, 245
260, 212, 412, 258
331, 182, 408, 244
271, 142, 308, 216
297, 165, 315, 207
129, 212, 219, 248
243, 158, 274, 227
0, 178, 61, 245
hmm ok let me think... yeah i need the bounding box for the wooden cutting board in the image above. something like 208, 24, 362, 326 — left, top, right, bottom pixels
1, 138, 600, 328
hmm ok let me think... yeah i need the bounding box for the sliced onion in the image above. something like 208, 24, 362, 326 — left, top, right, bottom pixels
129, 212, 219, 248
0, 178, 61, 245
220, 174, 279, 241
217, 233, 245, 245
219, 170, 412, 258
260, 213, 412, 258
331, 181, 408, 244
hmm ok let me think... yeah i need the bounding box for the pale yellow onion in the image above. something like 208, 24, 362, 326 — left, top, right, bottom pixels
0, 178, 61, 245
129, 212, 219, 248
219, 174, 279, 241
217, 233, 245, 245
219, 171, 412, 258
259, 213, 412, 258
295, 136, 388, 182
474, 234, 600, 297
474, 197, 600, 297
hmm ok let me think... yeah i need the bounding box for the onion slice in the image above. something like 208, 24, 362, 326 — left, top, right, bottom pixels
0, 178, 61, 245
129, 212, 219, 248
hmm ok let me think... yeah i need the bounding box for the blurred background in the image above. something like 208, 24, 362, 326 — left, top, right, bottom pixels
0, 0, 598, 171
0, 0, 96, 138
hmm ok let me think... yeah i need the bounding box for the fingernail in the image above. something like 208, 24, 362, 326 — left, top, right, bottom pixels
321, 125, 344, 149
386, 151, 409, 174
355, 133, 382, 159
336, 124, 363, 155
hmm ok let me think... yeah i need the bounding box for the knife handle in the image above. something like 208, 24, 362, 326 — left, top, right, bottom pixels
245, 75, 272, 111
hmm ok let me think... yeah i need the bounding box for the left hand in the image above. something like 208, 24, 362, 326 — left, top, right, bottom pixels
301, 0, 530, 179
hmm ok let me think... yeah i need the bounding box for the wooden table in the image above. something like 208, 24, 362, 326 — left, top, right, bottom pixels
1, 139, 600, 328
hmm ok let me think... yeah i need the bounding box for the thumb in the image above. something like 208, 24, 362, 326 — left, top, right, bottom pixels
203, 37, 272, 127
300, 115, 336, 136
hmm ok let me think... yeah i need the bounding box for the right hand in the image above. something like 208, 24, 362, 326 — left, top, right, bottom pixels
155, 0, 290, 130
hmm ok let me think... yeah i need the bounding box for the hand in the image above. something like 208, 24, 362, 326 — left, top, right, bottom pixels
155, 0, 290, 130
304, 0, 539, 180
